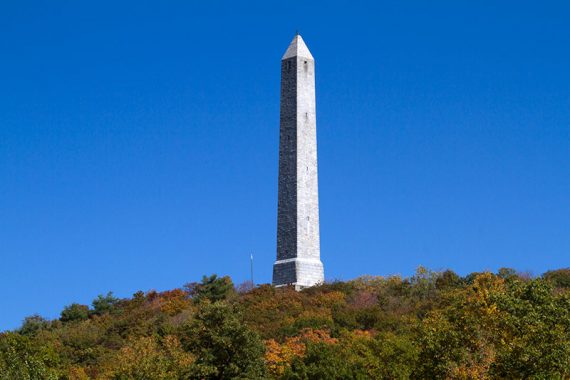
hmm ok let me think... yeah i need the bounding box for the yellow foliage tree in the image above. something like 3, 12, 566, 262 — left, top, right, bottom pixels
108, 335, 193, 379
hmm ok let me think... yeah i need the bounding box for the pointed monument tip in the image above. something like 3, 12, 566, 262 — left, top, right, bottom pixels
282, 34, 314, 60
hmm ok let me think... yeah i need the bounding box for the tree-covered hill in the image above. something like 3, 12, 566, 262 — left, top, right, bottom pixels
1, 268, 570, 379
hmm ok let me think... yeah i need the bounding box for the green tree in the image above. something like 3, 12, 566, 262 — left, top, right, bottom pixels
92, 292, 120, 315
283, 342, 365, 380
497, 267, 518, 280
435, 269, 463, 289
185, 274, 235, 303
181, 301, 266, 379
61, 303, 90, 323
0, 332, 60, 380
281, 331, 417, 380
491, 279, 570, 378
543, 268, 570, 289
414, 273, 505, 379
19, 315, 50, 336
356, 332, 417, 379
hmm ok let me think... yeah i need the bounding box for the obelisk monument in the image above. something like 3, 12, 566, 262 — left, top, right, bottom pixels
273, 34, 324, 289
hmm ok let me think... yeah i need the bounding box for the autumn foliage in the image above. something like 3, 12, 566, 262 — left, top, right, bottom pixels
1, 268, 570, 379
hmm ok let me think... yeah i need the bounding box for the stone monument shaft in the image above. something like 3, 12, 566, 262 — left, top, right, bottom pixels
273, 34, 324, 289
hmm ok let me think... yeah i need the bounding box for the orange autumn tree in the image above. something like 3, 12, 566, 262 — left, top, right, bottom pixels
265, 328, 337, 377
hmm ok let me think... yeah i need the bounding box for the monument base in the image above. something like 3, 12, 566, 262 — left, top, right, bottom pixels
272, 257, 324, 290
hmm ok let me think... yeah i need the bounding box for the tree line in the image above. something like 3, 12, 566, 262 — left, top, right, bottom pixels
1, 268, 569, 379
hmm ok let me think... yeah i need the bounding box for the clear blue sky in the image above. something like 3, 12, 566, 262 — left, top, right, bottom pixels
1, 1, 569, 330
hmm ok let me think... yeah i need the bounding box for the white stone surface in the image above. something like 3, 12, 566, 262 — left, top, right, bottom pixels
273, 35, 324, 289
282, 34, 314, 60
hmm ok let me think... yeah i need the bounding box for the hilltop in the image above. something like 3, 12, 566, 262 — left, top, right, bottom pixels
1, 268, 569, 379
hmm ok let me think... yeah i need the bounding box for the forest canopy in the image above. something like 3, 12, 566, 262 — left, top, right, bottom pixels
1, 268, 570, 379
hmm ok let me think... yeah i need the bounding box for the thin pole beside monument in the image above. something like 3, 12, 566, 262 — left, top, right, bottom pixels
250, 252, 254, 287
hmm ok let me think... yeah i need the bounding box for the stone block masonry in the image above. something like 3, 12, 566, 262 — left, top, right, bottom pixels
273, 34, 324, 290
